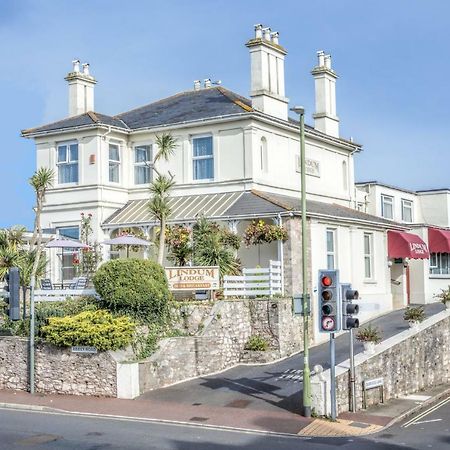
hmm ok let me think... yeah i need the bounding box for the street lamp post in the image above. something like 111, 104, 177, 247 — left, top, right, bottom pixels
291, 106, 311, 418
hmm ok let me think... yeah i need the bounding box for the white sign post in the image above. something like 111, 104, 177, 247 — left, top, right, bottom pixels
165, 266, 220, 291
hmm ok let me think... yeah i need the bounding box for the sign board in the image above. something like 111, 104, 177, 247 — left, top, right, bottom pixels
293, 294, 310, 316
363, 377, 384, 390
165, 266, 220, 291
296, 156, 321, 178
71, 346, 97, 354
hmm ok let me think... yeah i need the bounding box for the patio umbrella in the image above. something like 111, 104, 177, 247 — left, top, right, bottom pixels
101, 235, 152, 258
45, 239, 90, 284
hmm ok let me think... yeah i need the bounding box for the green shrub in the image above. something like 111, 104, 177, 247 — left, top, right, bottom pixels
356, 325, 382, 343
35, 296, 98, 333
244, 335, 269, 351
41, 310, 135, 351
403, 306, 426, 323
93, 259, 171, 323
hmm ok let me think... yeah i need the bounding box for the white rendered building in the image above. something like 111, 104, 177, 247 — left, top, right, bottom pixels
22, 26, 413, 342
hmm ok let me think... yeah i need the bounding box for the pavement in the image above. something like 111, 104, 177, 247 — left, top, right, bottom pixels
0, 302, 447, 438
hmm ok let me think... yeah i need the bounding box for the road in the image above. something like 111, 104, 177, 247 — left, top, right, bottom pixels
140, 303, 444, 414
1, 394, 450, 449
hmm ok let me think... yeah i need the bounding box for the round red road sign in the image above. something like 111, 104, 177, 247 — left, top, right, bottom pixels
322, 316, 335, 331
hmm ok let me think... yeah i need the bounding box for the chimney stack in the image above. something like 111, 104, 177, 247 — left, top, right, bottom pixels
65, 60, 97, 117
194, 80, 201, 91
311, 50, 339, 137
204, 78, 212, 88
246, 24, 289, 120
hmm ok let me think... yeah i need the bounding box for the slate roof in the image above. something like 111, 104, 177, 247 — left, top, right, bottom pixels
22, 111, 128, 135
22, 87, 254, 136
102, 190, 401, 229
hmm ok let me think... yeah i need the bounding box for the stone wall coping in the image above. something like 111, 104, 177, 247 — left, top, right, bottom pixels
319, 309, 450, 381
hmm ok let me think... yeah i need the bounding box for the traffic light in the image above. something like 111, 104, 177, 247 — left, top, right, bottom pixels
4, 267, 20, 321
318, 270, 341, 333
341, 283, 360, 330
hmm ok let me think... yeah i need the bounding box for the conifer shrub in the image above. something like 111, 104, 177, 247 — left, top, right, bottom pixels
41, 310, 135, 351
93, 259, 170, 322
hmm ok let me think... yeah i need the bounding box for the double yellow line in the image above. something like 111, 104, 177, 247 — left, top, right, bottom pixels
402, 396, 450, 428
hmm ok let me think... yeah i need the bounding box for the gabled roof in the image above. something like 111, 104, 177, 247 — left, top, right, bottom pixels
21, 87, 254, 136
102, 190, 401, 229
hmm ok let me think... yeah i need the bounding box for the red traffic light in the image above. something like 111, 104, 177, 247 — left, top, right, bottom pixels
321, 276, 333, 287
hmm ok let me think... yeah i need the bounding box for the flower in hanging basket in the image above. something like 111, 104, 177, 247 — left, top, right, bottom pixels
243, 220, 288, 246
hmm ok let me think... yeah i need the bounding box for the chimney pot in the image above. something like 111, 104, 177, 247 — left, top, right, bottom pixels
324, 54, 332, 70
317, 50, 325, 67
72, 59, 80, 73
204, 78, 212, 88
262, 27, 271, 41
82, 63, 90, 75
270, 31, 279, 45
254, 24, 263, 39
194, 80, 201, 90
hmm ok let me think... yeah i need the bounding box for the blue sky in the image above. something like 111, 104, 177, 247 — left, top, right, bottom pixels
1, 0, 450, 228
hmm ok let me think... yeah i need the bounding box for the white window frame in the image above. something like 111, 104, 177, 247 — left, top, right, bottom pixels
401, 198, 413, 223
381, 194, 394, 220
108, 143, 120, 183
192, 134, 214, 181
56, 141, 79, 184
56, 226, 80, 281
364, 232, 374, 280
326, 228, 336, 270
429, 253, 450, 276
134, 144, 153, 185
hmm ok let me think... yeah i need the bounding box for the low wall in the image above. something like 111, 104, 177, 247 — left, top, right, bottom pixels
311, 310, 450, 415
139, 297, 305, 392
0, 337, 118, 396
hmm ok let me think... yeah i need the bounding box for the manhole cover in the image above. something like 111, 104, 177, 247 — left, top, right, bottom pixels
349, 421, 370, 429
225, 399, 252, 409
189, 416, 209, 422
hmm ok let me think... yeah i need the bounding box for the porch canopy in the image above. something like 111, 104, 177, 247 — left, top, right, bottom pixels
428, 227, 450, 253
387, 230, 429, 259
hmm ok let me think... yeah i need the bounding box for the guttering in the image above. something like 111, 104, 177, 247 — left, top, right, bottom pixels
21, 123, 129, 139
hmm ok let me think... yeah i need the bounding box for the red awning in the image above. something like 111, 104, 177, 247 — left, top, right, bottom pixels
428, 228, 450, 253
387, 230, 429, 259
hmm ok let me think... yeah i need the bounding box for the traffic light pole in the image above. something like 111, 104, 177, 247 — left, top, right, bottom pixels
330, 332, 337, 420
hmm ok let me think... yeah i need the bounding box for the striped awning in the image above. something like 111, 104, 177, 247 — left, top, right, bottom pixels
103, 191, 243, 227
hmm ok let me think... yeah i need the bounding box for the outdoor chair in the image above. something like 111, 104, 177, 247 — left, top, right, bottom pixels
75, 277, 87, 290
40, 279, 53, 290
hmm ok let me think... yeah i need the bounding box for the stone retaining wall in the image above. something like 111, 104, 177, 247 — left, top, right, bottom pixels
311, 310, 450, 415
0, 337, 117, 396
139, 297, 304, 392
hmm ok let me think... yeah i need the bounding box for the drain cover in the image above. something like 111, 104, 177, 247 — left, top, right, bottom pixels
225, 399, 252, 409
189, 416, 209, 422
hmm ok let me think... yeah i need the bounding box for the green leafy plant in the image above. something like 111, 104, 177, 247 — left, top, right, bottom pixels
93, 259, 171, 323
77, 212, 102, 280
355, 325, 382, 344
193, 217, 241, 278
435, 286, 450, 306
243, 220, 288, 247
403, 306, 426, 323
165, 225, 192, 266
244, 335, 269, 351
41, 310, 135, 351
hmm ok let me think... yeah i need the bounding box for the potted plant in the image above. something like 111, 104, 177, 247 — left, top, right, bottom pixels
403, 305, 426, 329
435, 286, 450, 310
356, 325, 382, 354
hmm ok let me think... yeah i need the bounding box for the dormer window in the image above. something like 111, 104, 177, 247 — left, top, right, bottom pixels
57, 142, 78, 184
381, 194, 394, 220
401, 199, 413, 223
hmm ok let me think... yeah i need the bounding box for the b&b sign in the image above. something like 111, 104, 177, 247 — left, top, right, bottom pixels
165, 266, 220, 291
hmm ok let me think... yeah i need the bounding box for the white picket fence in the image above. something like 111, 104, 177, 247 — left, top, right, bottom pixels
34, 289, 98, 302
223, 260, 282, 298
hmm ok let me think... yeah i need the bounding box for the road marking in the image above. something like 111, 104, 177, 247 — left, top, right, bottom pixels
411, 419, 442, 425
403, 396, 450, 428
399, 394, 431, 402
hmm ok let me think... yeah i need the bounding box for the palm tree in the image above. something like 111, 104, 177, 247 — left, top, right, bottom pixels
29, 167, 54, 286
148, 133, 177, 265
149, 174, 176, 265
